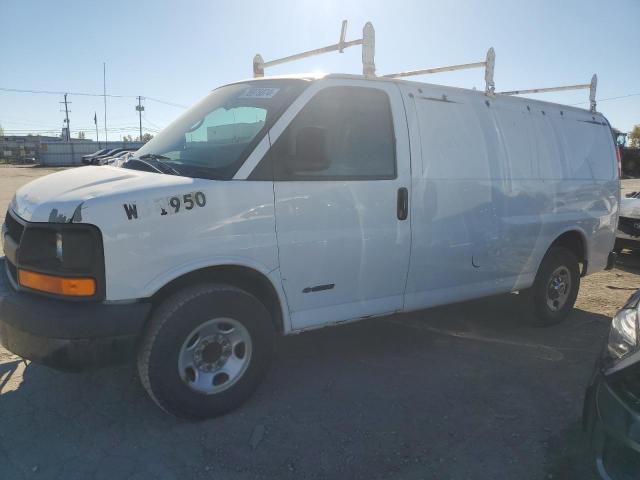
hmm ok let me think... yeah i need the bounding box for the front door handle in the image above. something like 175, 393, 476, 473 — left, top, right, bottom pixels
397, 187, 408, 221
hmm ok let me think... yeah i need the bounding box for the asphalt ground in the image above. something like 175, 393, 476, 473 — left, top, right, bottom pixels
2, 165, 639, 479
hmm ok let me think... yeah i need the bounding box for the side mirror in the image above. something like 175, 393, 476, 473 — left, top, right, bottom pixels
291, 126, 330, 172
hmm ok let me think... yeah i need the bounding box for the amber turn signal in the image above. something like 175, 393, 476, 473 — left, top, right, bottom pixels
18, 270, 96, 297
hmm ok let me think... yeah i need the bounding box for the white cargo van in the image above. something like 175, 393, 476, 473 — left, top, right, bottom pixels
0, 24, 618, 418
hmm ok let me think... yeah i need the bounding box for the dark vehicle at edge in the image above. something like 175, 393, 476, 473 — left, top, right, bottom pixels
80, 148, 110, 165
584, 289, 640, 479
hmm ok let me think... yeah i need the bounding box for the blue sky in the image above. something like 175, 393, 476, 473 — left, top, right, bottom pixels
1, 0, 638, 141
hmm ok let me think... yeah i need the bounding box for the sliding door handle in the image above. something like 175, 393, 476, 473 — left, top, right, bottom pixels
397, 187, 408, 221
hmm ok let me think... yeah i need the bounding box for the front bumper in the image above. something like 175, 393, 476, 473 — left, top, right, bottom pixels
584, 366, 640, 479
0, 259, 151, 370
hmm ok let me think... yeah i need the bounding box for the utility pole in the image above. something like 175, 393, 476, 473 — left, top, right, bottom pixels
60, 93, 71, 141
136, 96, 144, 141
60, 93, 76, 163
94, 112, 99, 148
103, 62, 108, 145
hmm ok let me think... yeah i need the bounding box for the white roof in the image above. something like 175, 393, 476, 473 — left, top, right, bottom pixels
246, 73, 601, 117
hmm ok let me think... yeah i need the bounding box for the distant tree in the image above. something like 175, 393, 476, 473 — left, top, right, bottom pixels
136, 133, 154, 143
77, 131, 86, 139
630, 125, 640, 149
0, 123, 4, 136
123, 134, 133, 142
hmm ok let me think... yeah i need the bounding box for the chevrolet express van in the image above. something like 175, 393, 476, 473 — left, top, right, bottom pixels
0, 72, 618, 418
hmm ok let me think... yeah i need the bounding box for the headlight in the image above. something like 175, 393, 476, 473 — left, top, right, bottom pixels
19, 226, 99, 272
608, 307, 640, 360
15, 223, 104, 299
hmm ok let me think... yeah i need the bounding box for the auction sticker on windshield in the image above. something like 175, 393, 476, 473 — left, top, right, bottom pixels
238, 87, 280, 99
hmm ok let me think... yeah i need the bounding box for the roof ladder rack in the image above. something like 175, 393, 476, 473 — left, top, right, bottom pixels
382, 47, 496, 95
499, 74, 598, 112
253, 20, 376, 78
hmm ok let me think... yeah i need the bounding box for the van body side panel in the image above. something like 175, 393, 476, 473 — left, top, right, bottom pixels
400, 83, 617, 312
547, 110, 618, 272
488, 99, 541, 282
517, 107, 617, 276
401, 84, 516, 310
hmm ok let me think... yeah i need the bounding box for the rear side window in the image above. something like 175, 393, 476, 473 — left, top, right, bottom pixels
268, 86, 396, 180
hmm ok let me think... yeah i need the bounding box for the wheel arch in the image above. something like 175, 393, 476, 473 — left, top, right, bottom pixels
541, 229, 589, 276
148, 262, 290, 334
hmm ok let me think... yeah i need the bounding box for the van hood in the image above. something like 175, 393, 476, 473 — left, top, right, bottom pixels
10, 166, 194, 223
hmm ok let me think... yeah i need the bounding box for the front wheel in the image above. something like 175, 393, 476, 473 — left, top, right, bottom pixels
137, 283, 275, 419
525, 247, 580, 326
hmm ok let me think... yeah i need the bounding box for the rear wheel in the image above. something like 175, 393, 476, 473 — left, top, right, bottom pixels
525, 247, 580, 326
137, 283, 275, 419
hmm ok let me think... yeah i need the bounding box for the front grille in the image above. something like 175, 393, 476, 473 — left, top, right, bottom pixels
618, 216, 640, 238
4, 210, 24, 244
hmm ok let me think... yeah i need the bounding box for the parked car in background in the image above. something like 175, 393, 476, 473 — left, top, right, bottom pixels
85, 148, 138, 165
111, 151, 135, 168
584, 288, 640, 479
90, 148, 126, 164
81, 149, 110, 165
82, 148, 119, 165
615, 192, 640, 253
99, 150, 135, 166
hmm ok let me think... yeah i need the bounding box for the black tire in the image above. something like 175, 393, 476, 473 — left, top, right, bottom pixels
137, 283, 275, 419
525, 246, 580, 326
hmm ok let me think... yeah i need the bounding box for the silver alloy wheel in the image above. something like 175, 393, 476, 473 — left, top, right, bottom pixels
178, 317, 252, 395
546, 266, 571, 312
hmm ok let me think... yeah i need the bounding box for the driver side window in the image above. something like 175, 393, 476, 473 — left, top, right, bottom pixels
263, 86, 396, 181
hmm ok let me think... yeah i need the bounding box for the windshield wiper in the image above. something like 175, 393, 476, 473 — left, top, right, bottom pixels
138, 153, 170, 161
175, 164, 229, 180
135, 154, 182, 176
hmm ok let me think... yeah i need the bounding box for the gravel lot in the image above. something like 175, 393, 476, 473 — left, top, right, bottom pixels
1, 165, 639, 479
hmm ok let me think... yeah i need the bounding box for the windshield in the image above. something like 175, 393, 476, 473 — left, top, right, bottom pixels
132, 80, 308, 179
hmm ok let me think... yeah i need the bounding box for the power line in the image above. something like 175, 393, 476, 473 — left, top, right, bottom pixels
0, 87, 134, 98
4, 124, 146, 130
0, 86, 188, 108
570, 92, 640, 106
144, 96, 188, 109
142, 112, 163, 130
2, 127, 154, 133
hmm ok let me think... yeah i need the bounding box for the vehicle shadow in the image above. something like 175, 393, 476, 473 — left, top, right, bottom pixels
0, 294, 608, 479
